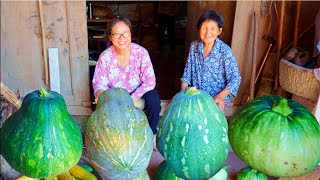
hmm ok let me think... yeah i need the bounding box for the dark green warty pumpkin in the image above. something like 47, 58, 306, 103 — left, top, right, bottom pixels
0, 88, 82, 178
157, 87, 230, 180
229, 95, 320, 177
85, 88, 153, 180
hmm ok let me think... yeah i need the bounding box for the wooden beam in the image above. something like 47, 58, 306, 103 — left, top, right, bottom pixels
249, 12, 258, 100
274, 1, 286, 92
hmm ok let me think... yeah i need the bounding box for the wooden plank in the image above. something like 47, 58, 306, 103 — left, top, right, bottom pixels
82, 101, 92, 107
67, 106, 92, 116
1, 1, 45, 94
48, 48, 60, 93
66, 1, 91, 106
249, 12, 259, 101
41, 0, 73, 96
62, 94, 75, 106
274, 1, 286, 92
231, 1, 255, 105
231, 1, 271, 105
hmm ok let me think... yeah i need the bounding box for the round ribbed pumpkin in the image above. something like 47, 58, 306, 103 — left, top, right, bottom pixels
85, 88, 153, 179
237, 166, 268, 180
157, 87, 230, 179
229, 95, 320, 177
0, 88, 82, 178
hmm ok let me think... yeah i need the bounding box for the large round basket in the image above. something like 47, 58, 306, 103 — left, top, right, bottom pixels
279, 58, 320, 101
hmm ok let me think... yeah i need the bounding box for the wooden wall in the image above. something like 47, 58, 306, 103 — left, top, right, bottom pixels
1, 1, 92, 115
231, 1, 271, 105
232, 1, 320, 106
186, 1, 236, 48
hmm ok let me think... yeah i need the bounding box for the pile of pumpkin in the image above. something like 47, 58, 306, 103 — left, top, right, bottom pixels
1, 87, 319, 180
155, 87, 319, 179
1, 88, 152, 180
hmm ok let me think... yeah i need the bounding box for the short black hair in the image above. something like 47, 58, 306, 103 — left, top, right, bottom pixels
197, 10, 224, 30
107, 16, 132, 35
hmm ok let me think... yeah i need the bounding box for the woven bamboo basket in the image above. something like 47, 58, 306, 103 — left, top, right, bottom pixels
279, 59, 320, 101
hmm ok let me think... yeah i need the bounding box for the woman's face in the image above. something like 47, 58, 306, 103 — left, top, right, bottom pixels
109, 21, 131, 50
199, 20, 222, 45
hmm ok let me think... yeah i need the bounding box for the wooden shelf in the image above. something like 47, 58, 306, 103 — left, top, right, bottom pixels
87, 19, 112, 23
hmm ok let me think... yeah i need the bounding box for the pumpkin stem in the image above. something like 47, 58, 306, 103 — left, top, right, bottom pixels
272, 98, 292, 116
185, 87, 200, 95
39, 88, 50, 98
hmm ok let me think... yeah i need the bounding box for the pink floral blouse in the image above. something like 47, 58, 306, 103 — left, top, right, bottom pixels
92, 43, 156, 99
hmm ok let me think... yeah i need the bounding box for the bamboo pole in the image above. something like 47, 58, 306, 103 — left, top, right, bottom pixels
274, 1, 285, 92
38, 0, 49, 85
293, 1, 301, 48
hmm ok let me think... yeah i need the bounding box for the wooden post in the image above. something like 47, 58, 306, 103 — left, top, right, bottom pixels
274, 1, 285, 92
293, 1, 301, 48
249, 12, 258, 100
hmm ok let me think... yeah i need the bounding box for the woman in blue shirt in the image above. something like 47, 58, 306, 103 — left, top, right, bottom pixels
181, 10, 241, 111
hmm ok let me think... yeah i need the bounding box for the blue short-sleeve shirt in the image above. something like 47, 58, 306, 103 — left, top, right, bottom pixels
181, 38, 241, 104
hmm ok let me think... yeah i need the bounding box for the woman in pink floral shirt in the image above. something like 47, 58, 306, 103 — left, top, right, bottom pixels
92, 17, 161, 150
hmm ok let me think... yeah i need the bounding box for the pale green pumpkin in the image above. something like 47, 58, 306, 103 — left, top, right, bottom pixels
85, 88, 153, 180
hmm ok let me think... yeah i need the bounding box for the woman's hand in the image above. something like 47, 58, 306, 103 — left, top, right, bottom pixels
214, 97, 225, 112
181, 81, 188, 90
214, 89, 230, 111
133, 98, 145, 110
94, 89, 104, 103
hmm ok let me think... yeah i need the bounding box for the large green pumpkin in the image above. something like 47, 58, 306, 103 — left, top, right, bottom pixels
85, 88, 153, 179
229, 95, 320, 177
236, 166, 268, 180
0, 88, 82, 178
157, 87, 230, 179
